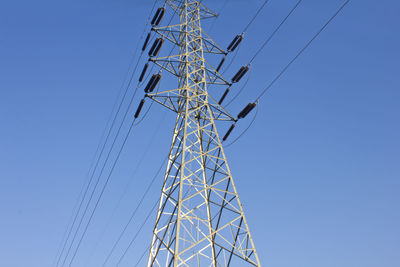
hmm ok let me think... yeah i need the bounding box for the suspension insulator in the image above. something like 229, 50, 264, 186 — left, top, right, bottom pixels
227, 34, 243, 52
155, 8, 165, 26
231, 66, 249, 83
216, 57, 226, 72
151, 7, 165, 26
150, 74, 162, 92
134, 99, 145, 118
223, 123, 236, 141
142, 33, 151, 51
218, 87, 230, 105
139, 63, 149, 82
237, 102, 256, 119
148, 38, 164, 57
144, 73, 162, 93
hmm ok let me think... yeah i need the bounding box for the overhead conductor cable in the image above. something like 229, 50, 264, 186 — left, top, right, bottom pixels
255, 0, 351, 101
225, 0, 351, 145
218, 0, 269, 73
53, 1, 161, 266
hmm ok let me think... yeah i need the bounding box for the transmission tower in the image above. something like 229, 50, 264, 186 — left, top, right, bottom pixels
142, 1, 261, 266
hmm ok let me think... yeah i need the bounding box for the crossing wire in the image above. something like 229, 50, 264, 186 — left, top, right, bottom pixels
60, 40, 143, 267
101, 156, 168, 266
242, 0, 270, 33
134, 243, 152, 267
83, 81, 163, 266
222, 0, 303, 107
248, 0, 303, 64
226, 0, 351, 146
255, 0, 351, 101
64, 22, 165, 266
98, 4, 186, 265
207, 0, 229, 32
220, 0, 270, 74
66, 117, 139, 266
116, 199, 160, 266
115, 154, 198, 267
63, 2, 181, 266
55, 1, 161, 266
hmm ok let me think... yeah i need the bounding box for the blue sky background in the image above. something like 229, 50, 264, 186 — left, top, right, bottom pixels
0, 0, 399, 266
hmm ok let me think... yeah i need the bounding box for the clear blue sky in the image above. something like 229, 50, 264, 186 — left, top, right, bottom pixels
0, 0, 399, 266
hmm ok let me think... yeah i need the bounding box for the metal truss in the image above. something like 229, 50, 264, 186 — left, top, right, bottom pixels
146, 1, 261, 266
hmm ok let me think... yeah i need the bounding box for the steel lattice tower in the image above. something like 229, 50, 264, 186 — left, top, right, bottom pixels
145, 1, 261, 266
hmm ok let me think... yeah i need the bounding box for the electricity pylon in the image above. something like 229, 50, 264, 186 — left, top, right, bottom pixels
145, 1, 261, 266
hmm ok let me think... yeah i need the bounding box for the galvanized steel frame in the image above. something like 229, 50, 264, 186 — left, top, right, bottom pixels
146, 1, 261, 266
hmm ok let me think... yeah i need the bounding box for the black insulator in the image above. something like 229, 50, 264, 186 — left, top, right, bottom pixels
231, 66, 249, 83
144, 74, 156, 92
151, 7, 165, 26
139, 63, 149, 82
227, 35, 243, 52
154, 8, 165, 26
148, 39, 158, 57
144, 73, 162, 93
237, 102, 257, 119
218, 87, 230, 105
216, 57, 226, 72
142, 33, 151, 51
223, 123, 236, 141
134, 99, 145, 118
148, 38, 164, 57
153, 38, 164, 56
150, 74, 161, 92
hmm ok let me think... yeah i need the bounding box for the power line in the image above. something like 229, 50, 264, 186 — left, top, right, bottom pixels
66, 117, 139, 266
58, 1, 164, 263
134, 243, 152, 267
115, 199, 160, 266
80, 105, 164, 266
221, 0, 303, 107
218, 0, 270, 75
223, 0, 350, 146
242, 0, 270, 33
63, 55, 157, 264
207, 0, 229, 32
54, 1, 159, 266
255, 0, 351, 101
249, 0, 303, 64
62, 3, 182, 265
97, 5, 186, 265
101, 156, 168, 266
115, 152, 203, 266
59, 56, 143, 267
